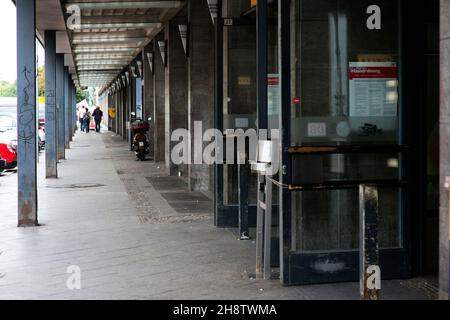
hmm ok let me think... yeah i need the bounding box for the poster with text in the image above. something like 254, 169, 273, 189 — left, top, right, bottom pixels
349, 62, 398, 117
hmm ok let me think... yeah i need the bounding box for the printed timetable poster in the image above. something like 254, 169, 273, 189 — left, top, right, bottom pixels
349, 62, 398, 117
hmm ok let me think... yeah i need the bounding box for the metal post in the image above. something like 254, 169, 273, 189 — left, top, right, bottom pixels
359, 184, 380, 300
257, 0, 268, 132
263, 176, 273, 280
17, 0, 38, 227
256, 173, 265, 278
238, 151, 250, 240
64, 67, 70, 149
447, 177, 450, 300
72, 83, 76, 136
69, 82, 73, 140
45, 31, 58, 178
56, 54, 65, 160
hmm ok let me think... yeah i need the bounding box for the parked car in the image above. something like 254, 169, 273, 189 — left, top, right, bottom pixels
0, 155, 6, 174
0, 114, 17, 170
0, 141, 16, 170
38, 119, 45, 151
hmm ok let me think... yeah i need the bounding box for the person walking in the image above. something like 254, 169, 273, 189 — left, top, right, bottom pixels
83, 108, 91, 133
78, 107, 86, 132
92, 106, 103, 133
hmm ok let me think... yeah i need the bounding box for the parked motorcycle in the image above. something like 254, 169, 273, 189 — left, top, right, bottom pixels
130, 118, 151, 161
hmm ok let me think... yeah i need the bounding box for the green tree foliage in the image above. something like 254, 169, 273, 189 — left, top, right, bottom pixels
0, 80, 17, 97
76, 87, 86, 103
38, 66, 45, 97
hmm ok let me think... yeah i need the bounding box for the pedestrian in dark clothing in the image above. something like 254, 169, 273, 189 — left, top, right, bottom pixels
83, 108, 91, 133
92, 106, 103, 133
79, 107, 86, 132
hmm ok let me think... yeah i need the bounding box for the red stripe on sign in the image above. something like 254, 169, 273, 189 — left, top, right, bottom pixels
349, 67, 397, 80
268, 77, 279, 85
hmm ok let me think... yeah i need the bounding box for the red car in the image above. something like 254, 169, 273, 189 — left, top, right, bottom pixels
0, 142, 17, 170
0, 156, 6, 173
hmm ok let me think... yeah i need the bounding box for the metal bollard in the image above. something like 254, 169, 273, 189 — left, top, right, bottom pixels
445, 177, 450, 300
359, 184, 381, 300
238, 151, 250, 240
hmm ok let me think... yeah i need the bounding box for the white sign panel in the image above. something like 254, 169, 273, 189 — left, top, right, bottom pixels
349, 62, 398, 117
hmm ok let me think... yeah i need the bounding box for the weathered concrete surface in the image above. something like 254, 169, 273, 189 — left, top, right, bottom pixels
154, 36, 166, 163
165, 20, 188, 177
0, 132, 436, 300
188, 0, 214, 195
439, 0, 450, 300
143, 42, 155, 159
44, 30, 58, 178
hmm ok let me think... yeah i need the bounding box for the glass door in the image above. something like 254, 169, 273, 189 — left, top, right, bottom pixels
215, 16, 258, 227
279, 0, 411, 284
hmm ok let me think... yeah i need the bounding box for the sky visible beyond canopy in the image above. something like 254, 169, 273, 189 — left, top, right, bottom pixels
0, 1, 45, 82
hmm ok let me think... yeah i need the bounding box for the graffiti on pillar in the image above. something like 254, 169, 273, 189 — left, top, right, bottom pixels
46, 90, 56, 121
18, 67, 35, 160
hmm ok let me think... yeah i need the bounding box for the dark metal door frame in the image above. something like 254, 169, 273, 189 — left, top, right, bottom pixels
214, 12, 261, 228
277, 0, 416, 285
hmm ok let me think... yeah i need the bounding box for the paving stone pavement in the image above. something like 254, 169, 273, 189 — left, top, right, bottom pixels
0, 131, 435, 300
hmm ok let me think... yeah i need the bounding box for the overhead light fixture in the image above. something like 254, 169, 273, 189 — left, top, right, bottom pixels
146, 52, 154, 74
178, 24, 188, 57
130, 66, 137, 78
137, 61, 142, 78
207, 0, 218, 24
158, 40, 167, 67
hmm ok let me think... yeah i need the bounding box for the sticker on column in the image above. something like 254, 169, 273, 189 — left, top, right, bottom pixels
307, 122, 326, 137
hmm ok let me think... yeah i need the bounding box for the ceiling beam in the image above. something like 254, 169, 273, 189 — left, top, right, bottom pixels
76, 22, 162, 30
73, 15, 162, 25
72, 37, 147, 44
65, 1, 183, 10
74, 47, 139, 53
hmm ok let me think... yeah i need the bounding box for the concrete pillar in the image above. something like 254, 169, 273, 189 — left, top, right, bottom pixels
165, 20, 188, 176
72, 83, 76, 136
122, 86, 127, 139
120, 88, 124, 137
56, 54, 65, 160
440, 0, 450, 299
144, 43, 155, 159
154, 36, 166, 163
45, 30, 58, 178
16, 0, 38, 227
188, 0, 214, 192
64, 67, 70, 149
66, 74, 72, 142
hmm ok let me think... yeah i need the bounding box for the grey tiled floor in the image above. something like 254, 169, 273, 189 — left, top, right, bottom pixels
0, 131, 435, 299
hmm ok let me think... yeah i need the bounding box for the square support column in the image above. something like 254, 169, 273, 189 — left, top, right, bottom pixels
440, 0, 450, 300
67, 74, 72, 141
165, 20, 188, 176
144, 43, 155, 159
16, 0, 38, 227
71, 83, 76, 137
188, 0, 215, 192
45, 30, 58, 178
64, 67, 70, 149
56, 54, 65, 160
154, 36, 166, 163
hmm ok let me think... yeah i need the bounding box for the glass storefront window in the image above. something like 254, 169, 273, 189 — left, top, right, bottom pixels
291, 187, 402, 252
291, 0, 400, 146
289, 0, 403, 253
223, 22, 257, 205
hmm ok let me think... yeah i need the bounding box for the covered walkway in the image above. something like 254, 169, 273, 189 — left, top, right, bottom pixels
8, 0, 449, 298
0, 132, 433, 299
